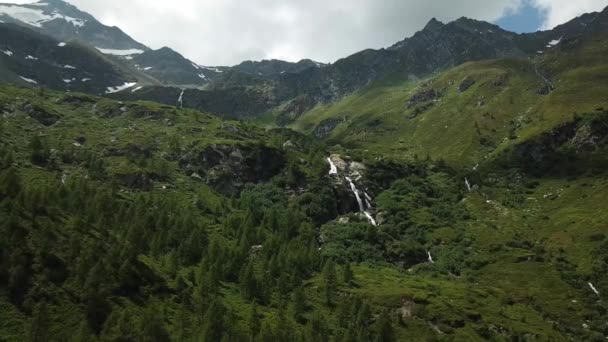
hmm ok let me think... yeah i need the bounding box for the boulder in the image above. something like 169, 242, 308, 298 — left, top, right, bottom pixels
458, 77, 475, 92
313, 117, 343, 139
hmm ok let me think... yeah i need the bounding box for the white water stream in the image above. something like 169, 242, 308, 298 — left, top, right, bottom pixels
177, 89, 185, 108
345, 176, 377, 226
327, 157, 338, 175
589, 282, 600, 296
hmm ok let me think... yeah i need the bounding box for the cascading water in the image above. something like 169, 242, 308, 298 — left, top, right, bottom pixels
177, 89, 185, 108
327, 157, 338, 175
345, 176, 377, 226
465, 178, 472, 192
427, 251, 435, 264
589, 282, 600, 296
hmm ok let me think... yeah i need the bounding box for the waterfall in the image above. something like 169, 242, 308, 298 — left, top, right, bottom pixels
465, 178, 472, 192
345, 176, 377, 226
427, 251, 435, 264
589, 282, 600, 296
327, 157, 338, 175
177, 89, 185, 108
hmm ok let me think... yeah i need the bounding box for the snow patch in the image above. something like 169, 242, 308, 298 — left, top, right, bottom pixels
548, 36, 562, 47
131, 86, 143, 93
1, 49, 13, 56
19, 76, 37, 84
143, 67, 153, 71
58, 42, 66, 47
0, 4, 87, 28
25, 55, 38, 60
63, 79, 72, 83
64, 64, 76, 69
96, 47, 144, 56
191, 62, 200, 70
81, 78, 91, 82
203, 66, 223, 73
106, 82, 136, 94
198, 73, 207, 80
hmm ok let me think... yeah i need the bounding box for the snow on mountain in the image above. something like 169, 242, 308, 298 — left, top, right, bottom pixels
0, 3, 85, 28
96, 47, 145, 56
106, 82, 137, 94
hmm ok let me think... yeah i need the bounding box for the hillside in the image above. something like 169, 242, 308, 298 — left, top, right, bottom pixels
1, 79, 608, 340
290, 32, 608, 167
1, 2, 608, 342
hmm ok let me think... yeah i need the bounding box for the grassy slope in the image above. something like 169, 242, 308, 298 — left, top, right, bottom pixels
291, 35, 608, 168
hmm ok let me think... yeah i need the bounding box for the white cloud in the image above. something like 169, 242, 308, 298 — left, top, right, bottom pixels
23, 0, 524, 65
532, 0, 608, 29
6, 0, 607, 65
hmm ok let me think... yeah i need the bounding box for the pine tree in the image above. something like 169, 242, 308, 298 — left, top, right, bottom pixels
28, 301, 49, 342
140, 304, 171, 342
343, 262, 354, 285
200, 300, 226, 342
323, 259, 337, 306
30, 135, 49, 165
374, 310, 395, 342
239, 261, 257, 300
293, 286, 307, 323
248, 302, 260, 341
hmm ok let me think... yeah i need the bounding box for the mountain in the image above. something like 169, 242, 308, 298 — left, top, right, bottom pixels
0, 0, 147, 51
0, 22, 137, 94
115, 6, 608, 121
232, 59, 326, 80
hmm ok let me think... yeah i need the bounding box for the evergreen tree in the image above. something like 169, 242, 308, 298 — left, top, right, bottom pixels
323, 259, 337, 306
343, 262, 354, 285
200, 300, 226, 342
140, 304, 171, 342
293, 286, 307, 323
28, 301, 49, 342
239, 261, 258, 300
248, 302, 261, 341
374, 310, 395, 342
30, 135, 49, 165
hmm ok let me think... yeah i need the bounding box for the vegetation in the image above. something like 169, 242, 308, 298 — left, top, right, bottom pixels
1, 33, 608, 342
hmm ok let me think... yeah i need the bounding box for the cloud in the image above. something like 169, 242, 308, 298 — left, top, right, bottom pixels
8, 0, 607, 65
531, 0, 608, 29
17, 0, 522, 65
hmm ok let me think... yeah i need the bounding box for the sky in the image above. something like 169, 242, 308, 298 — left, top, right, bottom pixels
11, 0, 608, 65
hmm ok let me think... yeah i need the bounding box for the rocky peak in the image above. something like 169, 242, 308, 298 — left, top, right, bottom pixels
423, 17, 445, 31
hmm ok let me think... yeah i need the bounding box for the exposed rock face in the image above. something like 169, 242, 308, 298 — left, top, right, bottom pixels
507, 111, 608, 175
407, 88, 442, 108
115, 172, 153, 191
179, 144, 285, 195
313, 118, 343, 139
276, 95, 316, 126
22, 102, 60, 126
458, 77, 476, 92
104, 144, 153, 158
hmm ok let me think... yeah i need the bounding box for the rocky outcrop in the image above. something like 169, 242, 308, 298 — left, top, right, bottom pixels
115, 172, 154, 191
407, 88, 443, 109
458, 77, 476, 92
22, 102, 61, 126
276, 95, 316, 126
179, 144, 285, 195
505, 111, 608, 175
313, 118, 344, 139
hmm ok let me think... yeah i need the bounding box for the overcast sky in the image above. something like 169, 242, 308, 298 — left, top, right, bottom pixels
13, 0, 608, 65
